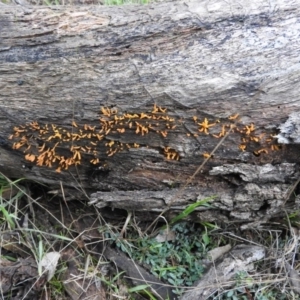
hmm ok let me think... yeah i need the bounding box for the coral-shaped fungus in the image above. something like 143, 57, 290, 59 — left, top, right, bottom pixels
9, 104, 280, 172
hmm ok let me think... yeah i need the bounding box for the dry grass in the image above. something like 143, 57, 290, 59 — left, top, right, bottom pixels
1, 1, 300, 299
1, 172, 300, 299
1, 0, 156, 5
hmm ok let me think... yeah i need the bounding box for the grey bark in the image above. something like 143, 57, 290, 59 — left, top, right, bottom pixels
181, 244, 266, 300
0, 0, 300, 223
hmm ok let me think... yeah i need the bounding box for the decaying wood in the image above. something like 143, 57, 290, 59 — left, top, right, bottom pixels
277, 112, 300, 144
90, 162, 299, 224
102, 245, 177, 300
61, 249, 107, 300
0, 1, 300, 222
0, 257, 44, 299
181, 244, 266, 300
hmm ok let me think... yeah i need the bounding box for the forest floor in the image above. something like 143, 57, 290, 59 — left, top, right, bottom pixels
1, 1, 300, 299
1, 173, 300, 300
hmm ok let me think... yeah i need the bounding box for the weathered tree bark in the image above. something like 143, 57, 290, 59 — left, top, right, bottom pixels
181, 244, 266, 300
0, 0, 300, 224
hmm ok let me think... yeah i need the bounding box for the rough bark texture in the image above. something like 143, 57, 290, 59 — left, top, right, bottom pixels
181, 244, 266, 300
0, 0, 300, 223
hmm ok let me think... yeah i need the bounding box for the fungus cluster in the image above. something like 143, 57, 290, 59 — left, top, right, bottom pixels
9, 104, 181, 172
9, 104, 280, 172
191, 113, 280, 156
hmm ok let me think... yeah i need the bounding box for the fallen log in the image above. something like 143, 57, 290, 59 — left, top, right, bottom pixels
0, 0, 299, 223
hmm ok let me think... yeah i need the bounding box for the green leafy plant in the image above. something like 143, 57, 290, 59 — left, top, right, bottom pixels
106, 221, 213, 296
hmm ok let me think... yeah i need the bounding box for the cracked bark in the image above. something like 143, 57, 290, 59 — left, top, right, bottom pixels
0, 0, 300, 225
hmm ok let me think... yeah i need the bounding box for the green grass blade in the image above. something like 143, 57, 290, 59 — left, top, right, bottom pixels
170, 196, 215, 224
128, 284, 150, 292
